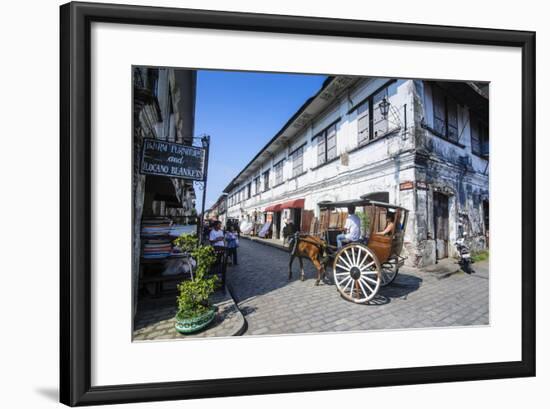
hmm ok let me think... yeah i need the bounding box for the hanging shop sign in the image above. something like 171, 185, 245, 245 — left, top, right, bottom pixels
140, 138, 206, 181
399, 181, 414, 191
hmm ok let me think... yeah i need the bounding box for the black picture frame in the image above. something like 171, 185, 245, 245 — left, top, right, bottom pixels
60, 1, 536, 406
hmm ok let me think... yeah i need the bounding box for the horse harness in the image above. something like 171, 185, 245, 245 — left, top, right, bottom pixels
289, 232, 327, 259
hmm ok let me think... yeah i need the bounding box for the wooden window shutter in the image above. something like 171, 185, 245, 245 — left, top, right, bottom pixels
433, 86, 446, 136
317, 133, 326, 165
326, 124, 337, 160
293, 146, 303, 176
447, 98, 459, 142
357, 101, 369, 144
471, 119, 481, 155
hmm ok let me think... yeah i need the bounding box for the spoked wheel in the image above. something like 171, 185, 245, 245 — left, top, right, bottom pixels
333, 244, 381, 303
380, 260, 399, 287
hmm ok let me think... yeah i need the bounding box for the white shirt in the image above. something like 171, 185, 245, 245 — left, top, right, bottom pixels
344, 214, 361, 241
209, 229, 225, 247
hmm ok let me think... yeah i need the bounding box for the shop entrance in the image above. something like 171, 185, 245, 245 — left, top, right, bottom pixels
433, 192, 449, 259
274, 211, 282, 240
292, 209, 302, 233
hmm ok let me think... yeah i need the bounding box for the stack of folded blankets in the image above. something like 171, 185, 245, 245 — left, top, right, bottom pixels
142, 238, 172, 259
141, 217, 172, 237
141, 218, 173, 259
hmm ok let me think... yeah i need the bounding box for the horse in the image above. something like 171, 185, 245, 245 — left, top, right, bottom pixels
288, 233, 329, 285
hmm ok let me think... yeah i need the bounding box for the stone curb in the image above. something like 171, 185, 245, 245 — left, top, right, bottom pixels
133, 286, 247, 341
224, 286, 247, 337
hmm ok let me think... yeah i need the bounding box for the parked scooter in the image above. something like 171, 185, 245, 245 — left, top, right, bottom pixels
455, 233, 475, 274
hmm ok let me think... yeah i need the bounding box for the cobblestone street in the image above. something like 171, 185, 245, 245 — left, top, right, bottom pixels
227, 238, 489, 336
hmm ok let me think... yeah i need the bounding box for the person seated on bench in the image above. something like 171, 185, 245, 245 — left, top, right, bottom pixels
337, 206, 361, 248
377, 213, 396, 236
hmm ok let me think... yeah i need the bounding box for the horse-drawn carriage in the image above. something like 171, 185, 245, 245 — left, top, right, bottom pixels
289, 198, 408, 304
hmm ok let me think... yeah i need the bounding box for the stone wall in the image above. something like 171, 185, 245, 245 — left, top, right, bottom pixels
409, 81, 489, 266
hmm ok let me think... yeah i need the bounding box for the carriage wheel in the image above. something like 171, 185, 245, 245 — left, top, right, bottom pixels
380, 260, 399, 287
333, 244, 381, 303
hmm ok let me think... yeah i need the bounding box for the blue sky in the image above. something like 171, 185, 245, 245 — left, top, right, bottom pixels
193, 70, 327, 211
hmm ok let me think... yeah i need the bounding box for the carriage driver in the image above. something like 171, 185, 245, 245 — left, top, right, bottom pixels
336, 206, 362, 248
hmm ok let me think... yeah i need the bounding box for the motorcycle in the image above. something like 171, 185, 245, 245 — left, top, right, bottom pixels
454, 234, 475, 274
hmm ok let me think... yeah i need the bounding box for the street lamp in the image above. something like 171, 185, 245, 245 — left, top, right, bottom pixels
377, 96, 407, 140
379, 96, 391, 119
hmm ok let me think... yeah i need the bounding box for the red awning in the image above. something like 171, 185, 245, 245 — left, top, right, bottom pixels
264, 204, 281, 212
264, 199, 304, 213
280, 198, 305, 209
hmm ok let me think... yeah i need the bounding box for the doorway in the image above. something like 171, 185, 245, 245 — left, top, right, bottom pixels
292, 209, 302, 233
274, 211, 282, 240
433, 192, 449, 259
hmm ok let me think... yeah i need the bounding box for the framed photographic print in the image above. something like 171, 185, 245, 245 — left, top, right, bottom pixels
60, 1, 536, 406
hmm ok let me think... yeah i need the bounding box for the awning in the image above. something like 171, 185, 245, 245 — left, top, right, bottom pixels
264, 204, 281, 212
264, 198, 304, 213
280, 198, 305, 209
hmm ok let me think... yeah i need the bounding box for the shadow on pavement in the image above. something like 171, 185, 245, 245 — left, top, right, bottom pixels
326, 273, 422, 306
238, 305, 258, 316
228, 239, 423, 307
377, 273, 422, 301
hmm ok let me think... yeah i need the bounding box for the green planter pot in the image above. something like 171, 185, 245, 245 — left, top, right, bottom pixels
175, 307, 216, 334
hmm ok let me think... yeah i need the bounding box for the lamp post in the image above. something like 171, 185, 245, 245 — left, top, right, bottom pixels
378, 96, 407, 140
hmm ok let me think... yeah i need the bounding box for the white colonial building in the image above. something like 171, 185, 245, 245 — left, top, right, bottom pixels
221, 76, 489, 267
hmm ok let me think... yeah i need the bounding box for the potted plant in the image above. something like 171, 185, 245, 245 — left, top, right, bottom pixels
173, 234, 218, 334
